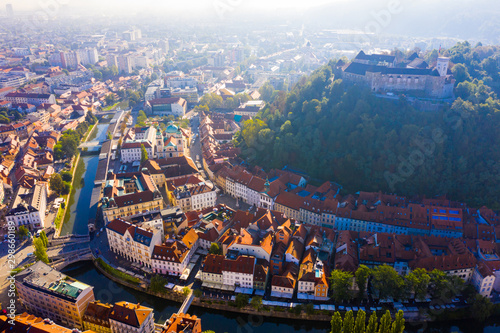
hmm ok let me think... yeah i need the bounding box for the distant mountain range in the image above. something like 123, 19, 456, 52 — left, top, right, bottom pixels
302, 0, 500, 44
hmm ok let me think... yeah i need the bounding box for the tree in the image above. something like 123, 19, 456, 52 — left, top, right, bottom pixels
181, 287, 191, 297
193, 289, 202, 298
208, 243, 222, 255
105, 94, 116, 106
240, 118, 268, 149
199, 93, 223, 110
62, 182, 71, 196
33, 237, 49, 263
455, 81, 475, 100
429, 269, 462, 302
378, 310, 392, 333
61, 171, 72, 182
259, 81, 275, 101
343, 310, 354, 333
293, 304, 303, 316
17, 226, 29, 239
137, 110, 148, 126
50, 174, 64, 196
234, 294, 249, 308
60, 134, 79, 159
371, 265, 403, 300
39, 231, 48, 248
451, 63, 471, 84
141, 144, 149, 163
305, 303, 314, 315
353, 309, 366, 333
194, 104, 209, 113
330, 269, 354, 302
390, 310, 405, 333
471, 294, 494, 322
405, 268, 430, 300
149, 275, 168, 293
481, 57, 499, 77
250, 296, 262, 310
366, 311, 379, 333
330, 311, 342, 333
355, 265, 370, 298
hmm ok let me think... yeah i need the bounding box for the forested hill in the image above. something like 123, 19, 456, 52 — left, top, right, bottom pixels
235, 42, 500, 208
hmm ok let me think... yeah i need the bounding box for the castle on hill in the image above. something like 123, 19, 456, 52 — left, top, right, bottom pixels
342, 51, 455, 99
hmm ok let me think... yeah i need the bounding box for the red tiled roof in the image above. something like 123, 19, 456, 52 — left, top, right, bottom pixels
222, 255, 256, 274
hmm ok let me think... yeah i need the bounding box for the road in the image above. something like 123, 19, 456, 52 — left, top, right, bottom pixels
0, 238, 33, 308
188, 115, 201, 164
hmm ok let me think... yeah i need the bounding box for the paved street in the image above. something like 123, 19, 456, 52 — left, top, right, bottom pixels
0, 238, 33, 308
188, 115, 201, 163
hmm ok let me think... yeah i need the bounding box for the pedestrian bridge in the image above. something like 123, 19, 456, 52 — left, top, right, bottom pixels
177, 291, 194, 315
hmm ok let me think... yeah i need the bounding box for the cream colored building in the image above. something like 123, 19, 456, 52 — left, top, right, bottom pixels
101, 171, 164, 223
15, 261, 95, 329
106, 218, 163, 269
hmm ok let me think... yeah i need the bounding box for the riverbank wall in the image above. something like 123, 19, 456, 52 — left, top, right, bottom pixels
91, 257, 434, 324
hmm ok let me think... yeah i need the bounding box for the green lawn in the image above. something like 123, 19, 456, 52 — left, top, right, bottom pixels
95, 258, 140, 285
103, 100, 129, 111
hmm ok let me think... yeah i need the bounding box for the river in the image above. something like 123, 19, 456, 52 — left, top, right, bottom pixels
59, 123, 109, 236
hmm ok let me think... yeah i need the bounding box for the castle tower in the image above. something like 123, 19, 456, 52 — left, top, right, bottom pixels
436, 57, 450, 77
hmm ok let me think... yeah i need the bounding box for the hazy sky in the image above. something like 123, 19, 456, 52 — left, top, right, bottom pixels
3, 0, 339, 11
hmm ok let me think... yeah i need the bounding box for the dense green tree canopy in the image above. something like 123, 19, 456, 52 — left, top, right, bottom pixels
235, 43, 500, 208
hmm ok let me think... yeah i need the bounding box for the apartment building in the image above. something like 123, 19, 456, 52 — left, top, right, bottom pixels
151, 230, 198, 276
167, 175, 217, 212
106, 218, 163, 269
5, 92, 56, 106
120, 126, 157, 163
82, 301, 113, 333
471, 261, 496, 297
101, 171, 163, 223
146, 97, 187, 117
15, 262, 95, 329
6, 183, 47, 230
222, 255, 256, 289
109, 302, 154, 333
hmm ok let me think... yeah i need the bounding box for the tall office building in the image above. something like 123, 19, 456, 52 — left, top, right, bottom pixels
6, 4, 13, 16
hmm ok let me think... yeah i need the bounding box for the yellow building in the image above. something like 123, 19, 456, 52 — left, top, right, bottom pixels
15, 261, 95, 329
82, 301, 113, 333
101, 171, 164, 223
